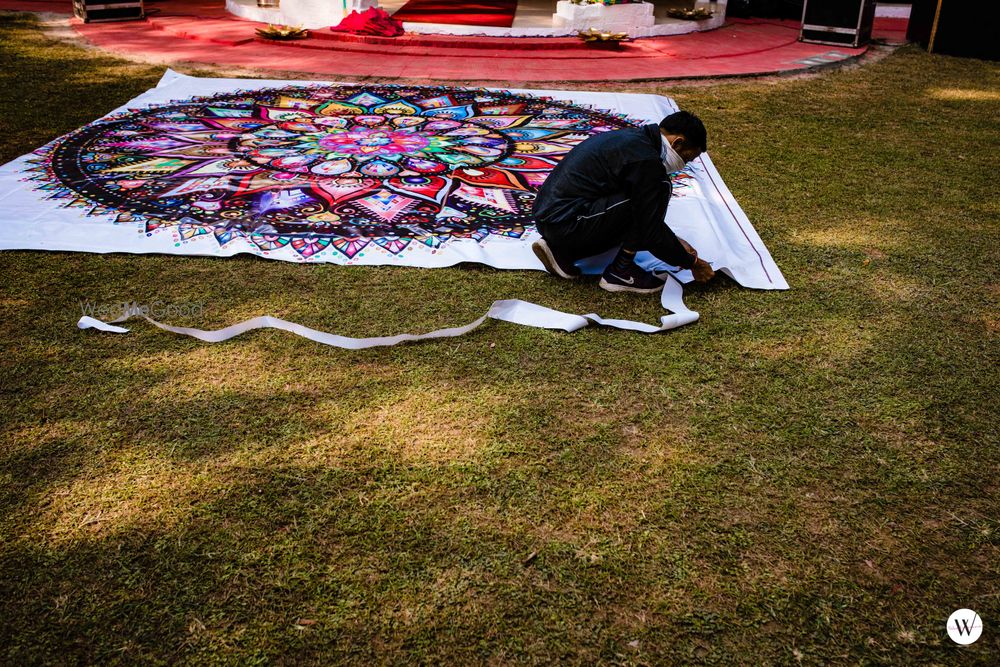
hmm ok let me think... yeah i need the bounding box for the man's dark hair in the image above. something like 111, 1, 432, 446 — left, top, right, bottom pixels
659, 111, 707, 153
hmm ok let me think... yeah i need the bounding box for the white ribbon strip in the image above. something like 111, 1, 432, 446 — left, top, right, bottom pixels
78, 277, 699, 349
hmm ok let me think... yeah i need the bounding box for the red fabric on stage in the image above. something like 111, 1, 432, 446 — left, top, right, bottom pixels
390, 0, 518, 28
331, 8, 404, 36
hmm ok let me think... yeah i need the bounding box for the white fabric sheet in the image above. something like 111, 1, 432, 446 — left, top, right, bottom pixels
0, 71, 786, 346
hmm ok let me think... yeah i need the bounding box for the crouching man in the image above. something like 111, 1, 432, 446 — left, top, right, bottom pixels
531, 111, 716, 294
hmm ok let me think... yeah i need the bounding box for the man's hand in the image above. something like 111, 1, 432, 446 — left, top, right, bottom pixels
691, 257, 715, 283
678, 237, 714, 282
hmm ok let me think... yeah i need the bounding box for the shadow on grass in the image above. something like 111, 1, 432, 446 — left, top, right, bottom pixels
0, 14, 172, 162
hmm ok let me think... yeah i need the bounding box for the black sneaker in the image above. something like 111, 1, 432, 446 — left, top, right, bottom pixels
599, 261, 666, 294
532, 238, 580, 279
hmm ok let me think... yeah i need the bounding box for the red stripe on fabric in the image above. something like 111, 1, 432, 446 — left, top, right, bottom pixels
697, 156, 773, 284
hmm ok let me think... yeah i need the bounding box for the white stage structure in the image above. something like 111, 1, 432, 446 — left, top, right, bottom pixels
226, 0, 728, 38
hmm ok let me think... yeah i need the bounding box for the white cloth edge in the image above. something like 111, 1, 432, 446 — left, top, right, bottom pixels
77, 275, 699, 348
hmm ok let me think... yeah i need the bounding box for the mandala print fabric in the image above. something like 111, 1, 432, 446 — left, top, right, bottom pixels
0, 72, 787, 312
19, 82, 644, 266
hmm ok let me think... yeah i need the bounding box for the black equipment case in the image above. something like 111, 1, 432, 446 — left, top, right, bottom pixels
73, 0, 145, 23
799, 0, 876, 48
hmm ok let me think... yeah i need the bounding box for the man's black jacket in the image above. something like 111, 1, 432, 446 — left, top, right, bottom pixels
531, 123, 695, 268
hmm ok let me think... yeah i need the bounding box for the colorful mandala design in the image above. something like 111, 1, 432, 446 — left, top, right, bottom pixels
668, 165, 699, 197
29, 85, 644, 260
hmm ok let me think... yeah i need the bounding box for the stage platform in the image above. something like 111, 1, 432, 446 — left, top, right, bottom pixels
227, 0, 727, 37
1, 0, 910, 83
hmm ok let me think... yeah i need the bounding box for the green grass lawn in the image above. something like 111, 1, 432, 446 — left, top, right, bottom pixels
1, 12, 998, 665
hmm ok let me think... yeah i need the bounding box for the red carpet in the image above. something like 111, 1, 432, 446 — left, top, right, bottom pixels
391, 0, 518, 27
0, 0, 898, 83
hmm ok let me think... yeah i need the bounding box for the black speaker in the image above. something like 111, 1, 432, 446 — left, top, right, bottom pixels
73, 0, 144, 22
729, 0, 804, 19
907, 0, 999, 60
800, 0, 876, 48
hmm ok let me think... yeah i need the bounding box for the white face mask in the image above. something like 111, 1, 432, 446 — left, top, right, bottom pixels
661, 136, 687, 174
